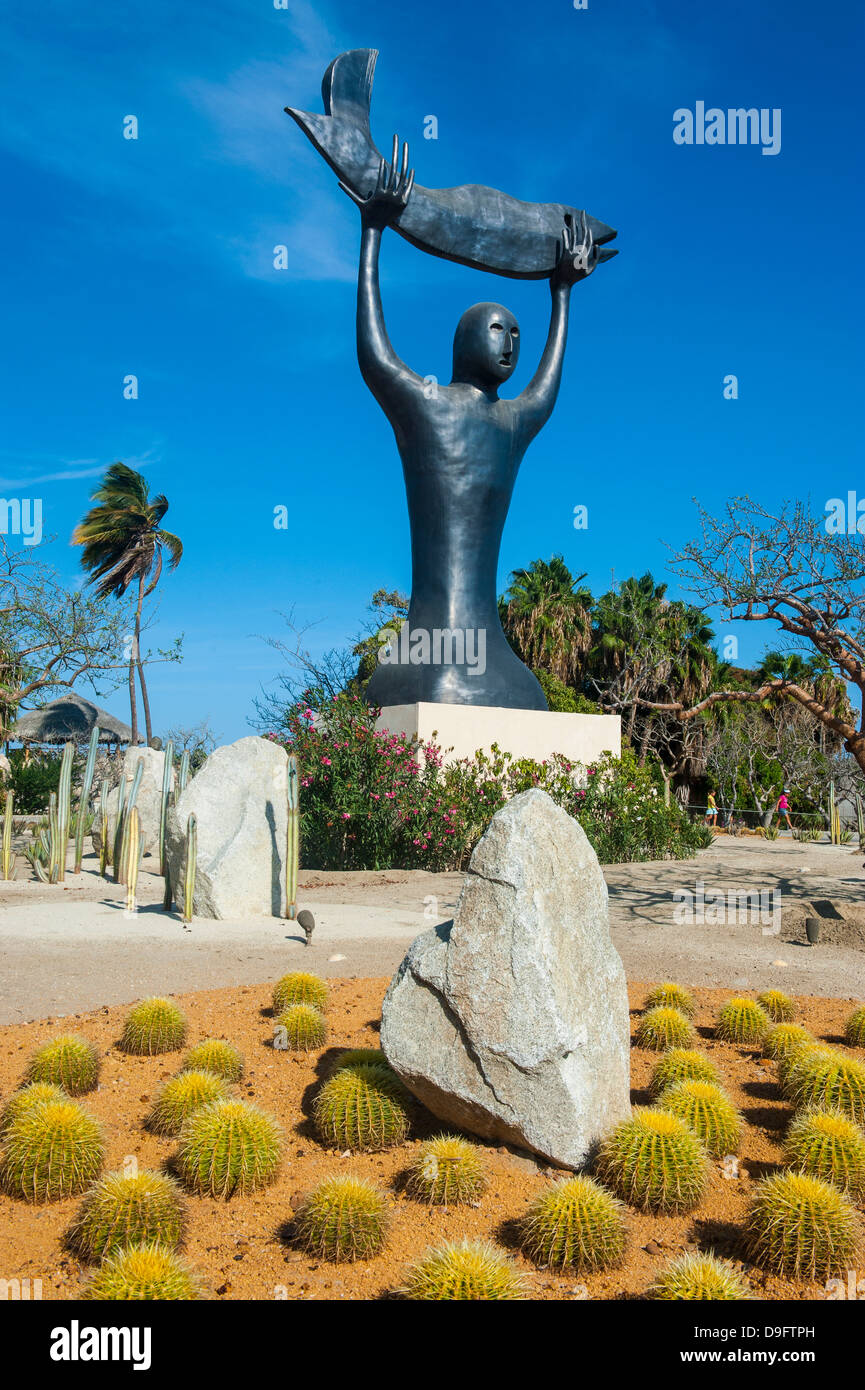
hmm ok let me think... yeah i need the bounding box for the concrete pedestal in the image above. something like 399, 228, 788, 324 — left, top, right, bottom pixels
376, 702, 621, 767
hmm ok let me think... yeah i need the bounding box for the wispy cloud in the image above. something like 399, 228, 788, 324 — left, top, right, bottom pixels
0, 449, 161, 491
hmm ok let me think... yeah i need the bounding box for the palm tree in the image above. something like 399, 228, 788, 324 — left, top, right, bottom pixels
499, 556, 593, 686
72, 463, 182, 745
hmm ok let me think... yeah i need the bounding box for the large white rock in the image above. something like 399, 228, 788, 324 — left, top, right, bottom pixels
165, 736, 288, 919
92, 747, 171, 857
380, 788, 631, 1168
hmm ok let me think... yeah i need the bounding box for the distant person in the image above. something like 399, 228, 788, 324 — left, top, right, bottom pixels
776, 789, 793, 832
706, 791, 717, 828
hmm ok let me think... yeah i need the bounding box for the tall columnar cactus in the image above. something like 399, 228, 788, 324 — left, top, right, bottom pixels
596, 1109, 709, 1213
68, 1170, 188, 1261
182, 813, 197, 923
158, 738, 174, 876
45, 791, 60, 883
98, 778, 111, 877
2, 789, 14, 881
285, 752, 299, 921
125, 807, 142, 913
117, 757, 144, 887
0, 1099, 104, 1202
400, 1240, 528, 1300
55, 740, 74, 883
73, 725, 100, 874
177, 749, 191, 798
857, 793, 865, 849
111, 775, 127, 884
521, 1176, 627, 1272
294, 1176, 390, 1262
84, 1242, 202, 1300
177, 1100, 284, 1197
745, 1171, 861, 1279
650, 1251, 749, 1300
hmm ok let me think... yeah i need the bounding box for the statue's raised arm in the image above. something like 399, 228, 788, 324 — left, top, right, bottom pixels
339, 136, 423, 417
516, 213, 603, 443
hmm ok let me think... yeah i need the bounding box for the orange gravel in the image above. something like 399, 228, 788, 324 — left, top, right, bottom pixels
0, 978, 862, 1301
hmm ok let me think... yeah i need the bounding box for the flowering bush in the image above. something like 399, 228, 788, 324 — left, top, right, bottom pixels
267, 696, 708, 871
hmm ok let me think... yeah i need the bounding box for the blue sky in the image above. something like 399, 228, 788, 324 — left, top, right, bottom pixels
1, 0, 863, 741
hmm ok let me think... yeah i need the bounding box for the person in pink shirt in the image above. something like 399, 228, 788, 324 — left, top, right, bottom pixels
776, 789, 793, 831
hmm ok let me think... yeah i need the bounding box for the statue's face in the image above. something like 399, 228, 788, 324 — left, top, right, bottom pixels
452, 302, 521, 388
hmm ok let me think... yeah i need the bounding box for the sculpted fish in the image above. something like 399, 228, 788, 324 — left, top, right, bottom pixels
285, 48, 618, 280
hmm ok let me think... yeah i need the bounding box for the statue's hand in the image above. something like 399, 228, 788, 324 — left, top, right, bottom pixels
339, 135, 415, 230
550, 212, 600, 289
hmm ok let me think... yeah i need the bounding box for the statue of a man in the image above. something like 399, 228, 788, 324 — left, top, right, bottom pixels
341, 138, 601, 711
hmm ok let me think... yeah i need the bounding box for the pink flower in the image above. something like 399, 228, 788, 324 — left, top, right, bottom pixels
321, 757, 331, 766
341, 812, 350, 820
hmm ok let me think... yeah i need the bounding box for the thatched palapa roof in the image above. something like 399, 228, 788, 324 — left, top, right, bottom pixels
10, 694, 134, 746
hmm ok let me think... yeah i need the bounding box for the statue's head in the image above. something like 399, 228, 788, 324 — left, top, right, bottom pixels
451, 302, 520, 391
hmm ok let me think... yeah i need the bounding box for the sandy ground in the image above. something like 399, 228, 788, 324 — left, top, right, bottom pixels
0, 977, 862, 1302
1, 837, 864, 1022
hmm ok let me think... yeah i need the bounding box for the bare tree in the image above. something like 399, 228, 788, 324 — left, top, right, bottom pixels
639, 498, 865, 771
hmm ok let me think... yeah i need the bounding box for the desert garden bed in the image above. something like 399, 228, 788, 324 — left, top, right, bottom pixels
0, 978, 862, 1301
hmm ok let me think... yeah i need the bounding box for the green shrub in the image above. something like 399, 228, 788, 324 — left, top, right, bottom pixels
400, 1240, 527, 1300
745, 1172, 861, 1279
177, 1101, 284, 1198
294, 1176, 390, 1261
268, 697, 711, 871
120, 998, 187, 1056
181, 1039, 244, 1082
521, 1176, 627, 1272
650, 1252, 749, 1300
648, 1049, 720, 1098
596, 1108, 709, 1213
84, 1242, 201, 1300
68, 1170, 187, 1260
0, 1099, 104, 1202
313, 1063, 409, 1152
26, 1034, 100, 1095
406, 1135, 488, 1206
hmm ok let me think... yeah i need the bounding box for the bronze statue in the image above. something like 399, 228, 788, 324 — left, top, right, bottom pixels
287, 52, 617, 709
